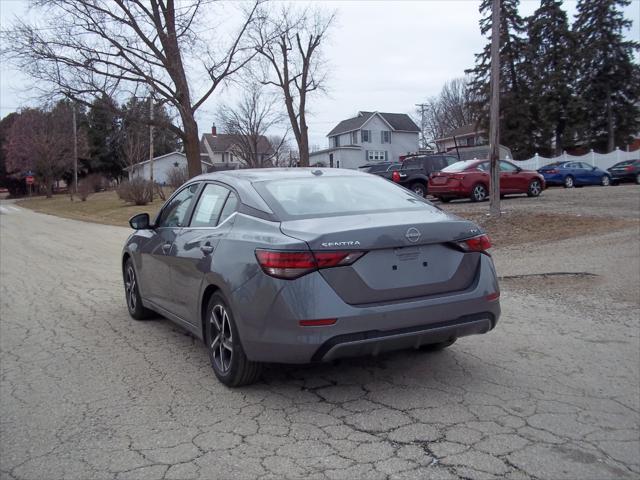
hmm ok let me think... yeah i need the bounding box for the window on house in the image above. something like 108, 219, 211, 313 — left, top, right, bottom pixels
332, 136, 340, 148
350, 131, 358, 144
367, 151, 387, 162
361, 130, 371, 143
381, 131, 391, 143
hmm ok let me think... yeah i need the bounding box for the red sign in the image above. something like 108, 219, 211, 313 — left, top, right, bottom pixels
25, 176, 34, 185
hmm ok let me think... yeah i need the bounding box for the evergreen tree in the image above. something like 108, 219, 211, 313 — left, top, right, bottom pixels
525, 0, 576, 156
467, 0, 533, 159
120, 97, 180, 164
574, 0, 640, 152
87, 95, 122, 180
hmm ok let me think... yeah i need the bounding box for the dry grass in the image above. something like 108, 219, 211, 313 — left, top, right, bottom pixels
456, 210, 638, 247
17, 190, 165, 227
18, 191, 638, 246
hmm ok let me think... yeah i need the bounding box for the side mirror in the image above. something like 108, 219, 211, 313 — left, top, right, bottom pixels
129, 213, 151, 230
592, 166, 598, 171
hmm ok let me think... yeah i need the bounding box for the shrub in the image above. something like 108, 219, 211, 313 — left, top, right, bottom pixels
154, 182, 167, 201
77, 174, 108, 201
117, 177, 154, 205
166, 165, 189, 191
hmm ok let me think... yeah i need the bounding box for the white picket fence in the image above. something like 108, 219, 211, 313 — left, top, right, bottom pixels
510, 147, 640, 171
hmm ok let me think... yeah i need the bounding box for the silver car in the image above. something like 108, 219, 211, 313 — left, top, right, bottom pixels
122, 168, 500, 386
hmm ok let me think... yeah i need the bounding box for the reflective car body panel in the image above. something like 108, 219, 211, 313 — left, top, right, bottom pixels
538, 161, 611, 186
428, 159, 545, 200
122, 168, 500, 364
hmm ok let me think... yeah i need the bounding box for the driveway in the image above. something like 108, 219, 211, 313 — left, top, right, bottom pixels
1, 193, 638, 480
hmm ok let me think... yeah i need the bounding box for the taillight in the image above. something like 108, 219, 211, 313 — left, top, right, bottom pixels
626, 165, 634, 171
546, 169, 558, 174
255, 249, 366, 279
455, 234, 492, 255
391, 171, 400, 182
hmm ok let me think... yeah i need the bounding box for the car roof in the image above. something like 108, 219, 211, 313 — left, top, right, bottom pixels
187, 168, 367, 214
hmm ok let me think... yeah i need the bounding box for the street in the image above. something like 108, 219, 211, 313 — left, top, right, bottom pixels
1, 187, 639, 480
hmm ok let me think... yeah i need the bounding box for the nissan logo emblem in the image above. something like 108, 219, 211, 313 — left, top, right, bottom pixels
405, 227, 421, 243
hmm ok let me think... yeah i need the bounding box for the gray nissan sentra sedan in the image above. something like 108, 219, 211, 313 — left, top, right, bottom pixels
122, 168, 500, 386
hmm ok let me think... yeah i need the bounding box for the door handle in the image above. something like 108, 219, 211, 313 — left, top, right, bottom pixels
162, 242, 172, 253
200, 245, 215, 255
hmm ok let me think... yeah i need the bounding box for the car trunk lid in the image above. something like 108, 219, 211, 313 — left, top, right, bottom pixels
280, 210, 483, 305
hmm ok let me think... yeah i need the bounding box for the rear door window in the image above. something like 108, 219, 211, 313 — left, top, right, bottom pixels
190, 184, 230, 227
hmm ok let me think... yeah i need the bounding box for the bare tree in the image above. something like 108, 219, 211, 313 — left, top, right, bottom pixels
3, 0, 261, 178
416, 77, 479, 149
4, 103, 88, 197
268, 135, 297, 167
216, 83, 286, 168
253, 5, 335, 167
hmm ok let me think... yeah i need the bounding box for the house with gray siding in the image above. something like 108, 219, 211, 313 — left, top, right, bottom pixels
309, 111, 420, 169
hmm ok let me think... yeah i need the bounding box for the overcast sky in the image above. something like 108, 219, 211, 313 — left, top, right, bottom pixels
1, 0, 638, 148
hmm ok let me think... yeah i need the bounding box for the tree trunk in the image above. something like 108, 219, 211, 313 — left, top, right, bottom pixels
298, 130, 309, 167
183, 116, 202, 178
45, 180, 53, 198
606, 95, 615, 153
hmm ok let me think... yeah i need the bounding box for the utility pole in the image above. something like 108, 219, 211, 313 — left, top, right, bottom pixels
488, 0, 501, 217
149, 96, 154, 201
72, 105, 78, 195
415, 103, 427, 150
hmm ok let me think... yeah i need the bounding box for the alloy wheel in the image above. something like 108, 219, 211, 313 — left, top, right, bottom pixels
124, 266, 137, 311
564, 176, 574, 188
473, 185, 487, 202
210, 304, 234, 373
601, 175, 610, 186
529, 180, 541, 196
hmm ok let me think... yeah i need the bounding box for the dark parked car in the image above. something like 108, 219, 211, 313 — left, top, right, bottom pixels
122, 168, 501, 386
358, 162, 401, 176
429, 159, 545, 202
538, 161, 611, 188
607, 159, 640, 185
389, 154, 460, 197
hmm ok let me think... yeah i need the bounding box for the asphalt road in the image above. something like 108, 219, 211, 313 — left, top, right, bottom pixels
1, 187, 639, 480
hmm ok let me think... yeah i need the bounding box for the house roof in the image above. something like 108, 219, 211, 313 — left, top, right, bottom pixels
327, 111, 420, 137
124, 151, 213, 171
436, 124, 485, 141
200, 133, 272, 155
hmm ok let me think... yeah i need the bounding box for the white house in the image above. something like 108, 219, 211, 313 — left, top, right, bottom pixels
126, 151, 212, 184
435, 124, 486, 152
309, 111, 420, 169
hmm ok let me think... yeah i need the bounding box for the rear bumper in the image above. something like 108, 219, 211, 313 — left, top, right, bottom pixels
609, 172, 636, 182
313, 313, 495, 362
428, 182, 468, 197
232, 254, 501, 364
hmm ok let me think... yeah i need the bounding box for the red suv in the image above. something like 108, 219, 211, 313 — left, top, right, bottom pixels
428, 159, 545, 202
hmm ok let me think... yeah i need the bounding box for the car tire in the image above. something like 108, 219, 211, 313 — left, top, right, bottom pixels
123, 258, 155, 320
205, 293, 262, 387
527, 179, 542, 197
601, 175, 611, 187
636, 173, 640, 185
420, 338, 457, 352
470, 183, 488, 202
564, 175, 575, 188
410, 182, 427, 197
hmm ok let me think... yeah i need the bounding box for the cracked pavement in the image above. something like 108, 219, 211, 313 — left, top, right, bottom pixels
1, 187, 639, 480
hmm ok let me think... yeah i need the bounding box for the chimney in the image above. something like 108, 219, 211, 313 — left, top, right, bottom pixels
211, 124, 217, 136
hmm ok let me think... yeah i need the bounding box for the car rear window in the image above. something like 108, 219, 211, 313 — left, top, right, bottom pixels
254, 176, 433, 219
442, 160, 479, 172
